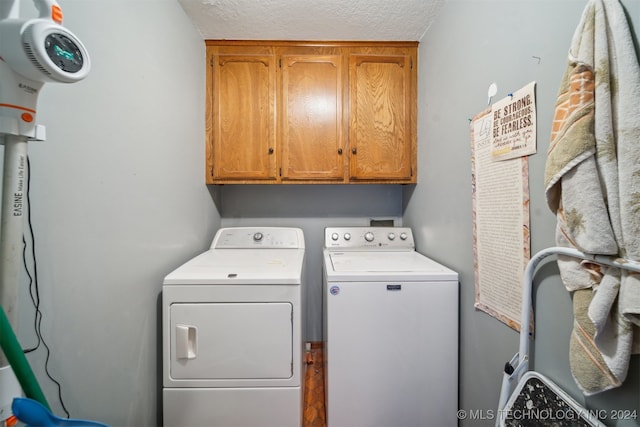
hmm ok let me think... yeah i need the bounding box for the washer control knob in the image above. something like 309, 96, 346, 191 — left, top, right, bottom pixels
253, 232, 263, 241
331, 232, 339, 241
364, 232, 374, 242
344, 233, 351, 241
388, 233, 396, 240
399, 232, 408, 240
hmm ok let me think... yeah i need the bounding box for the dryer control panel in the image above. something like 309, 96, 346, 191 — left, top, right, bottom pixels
324, 227, 415, 250
212, 227, 305, 249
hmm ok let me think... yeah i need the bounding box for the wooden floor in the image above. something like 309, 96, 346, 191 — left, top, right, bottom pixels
303, 343, 326, 427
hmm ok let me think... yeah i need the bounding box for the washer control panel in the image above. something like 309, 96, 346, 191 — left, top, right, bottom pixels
324, 227, 414, 250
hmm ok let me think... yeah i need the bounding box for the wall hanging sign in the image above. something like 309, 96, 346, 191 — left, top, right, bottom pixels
470, 108, 531, 331
491, 81, 537, 161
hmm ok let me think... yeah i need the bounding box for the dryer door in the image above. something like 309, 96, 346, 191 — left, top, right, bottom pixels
169, 302, 293, 382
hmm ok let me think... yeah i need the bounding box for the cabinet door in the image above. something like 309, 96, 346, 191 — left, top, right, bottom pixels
280, 51, 345, 181
349, 49, 416, 181
209, 48, 277, 182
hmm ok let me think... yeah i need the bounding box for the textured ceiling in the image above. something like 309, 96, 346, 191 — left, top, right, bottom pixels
178, 0, 446, 41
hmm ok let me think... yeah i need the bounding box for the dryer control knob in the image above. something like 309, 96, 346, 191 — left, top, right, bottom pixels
344, 233, 351, 241
253, 232, 263, 241
399, 232, 408, 240
364, 232, 374, 242
331, 233, 339, 241
388, 233, 396, 240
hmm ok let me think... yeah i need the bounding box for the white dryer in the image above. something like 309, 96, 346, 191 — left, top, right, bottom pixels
323, 227, 459, 427
162, 227, 305, 427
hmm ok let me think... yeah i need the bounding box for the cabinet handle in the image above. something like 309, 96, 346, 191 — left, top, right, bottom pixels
352, 148, 357, 154
337, 148, 343, 155
268, 148, 274, 154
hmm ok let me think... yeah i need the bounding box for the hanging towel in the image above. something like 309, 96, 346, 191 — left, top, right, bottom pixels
545, 0, 640, 395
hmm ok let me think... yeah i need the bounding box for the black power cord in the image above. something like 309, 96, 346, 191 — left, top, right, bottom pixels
21, 155, 70, 418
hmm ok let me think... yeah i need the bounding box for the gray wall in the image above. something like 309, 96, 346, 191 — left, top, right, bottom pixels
10, 1, 220, 426
404, 0, 640, 426
3, 1, 638, 427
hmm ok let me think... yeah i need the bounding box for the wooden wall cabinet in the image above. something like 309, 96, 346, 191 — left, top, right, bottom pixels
205, 41, 417, 184
280, 47, 346, 182
208, 46, 277, 181
348, 47, 416, 181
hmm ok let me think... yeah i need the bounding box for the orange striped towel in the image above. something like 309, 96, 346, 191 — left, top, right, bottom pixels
544, 0, 640, 395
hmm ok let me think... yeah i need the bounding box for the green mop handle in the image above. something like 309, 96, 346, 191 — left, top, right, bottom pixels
0, 304, 50, 411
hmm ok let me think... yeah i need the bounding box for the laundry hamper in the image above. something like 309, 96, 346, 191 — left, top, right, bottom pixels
496, 247, 640, 427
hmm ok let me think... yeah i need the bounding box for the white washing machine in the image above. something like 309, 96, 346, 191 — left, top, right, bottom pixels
323, 227, 459, 427
162, 227, 305, 427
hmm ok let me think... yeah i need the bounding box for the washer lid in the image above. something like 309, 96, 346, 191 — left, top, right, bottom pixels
164, 249, 305, 285
326, 251, 458, 282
